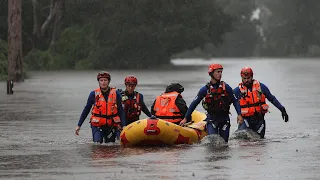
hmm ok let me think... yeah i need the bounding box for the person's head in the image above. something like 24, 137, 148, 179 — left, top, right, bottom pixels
124, 75, 138, 94
208, 64, 223, 82
97, 71, 111, 90
165, 83, 184, 94
240, 67, 254, 86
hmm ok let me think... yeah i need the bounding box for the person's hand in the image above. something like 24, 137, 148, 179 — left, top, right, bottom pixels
179, 118, 187, 126
281, 108, 289, 122
75, 126, 81, 135
118, 125, 124, 131
237, 115, 244, 124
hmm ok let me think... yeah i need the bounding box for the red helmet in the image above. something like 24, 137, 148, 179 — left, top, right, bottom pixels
208, 64, 223, 75
124, 75, 138, 85
97, 71, 111, 81
240, 67, 253, 77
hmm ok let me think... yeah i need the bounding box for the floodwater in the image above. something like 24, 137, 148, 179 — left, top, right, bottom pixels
0, 58, 319, 180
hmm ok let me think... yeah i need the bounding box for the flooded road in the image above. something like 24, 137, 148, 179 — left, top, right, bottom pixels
0, 58, 319, 180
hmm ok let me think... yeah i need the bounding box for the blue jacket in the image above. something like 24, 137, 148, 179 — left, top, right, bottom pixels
184, 81, 241, 121
77, 89, 126, 127
233, 81, 284, 111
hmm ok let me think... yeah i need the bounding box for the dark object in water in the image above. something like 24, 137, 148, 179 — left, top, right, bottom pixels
7, 80, 14, 95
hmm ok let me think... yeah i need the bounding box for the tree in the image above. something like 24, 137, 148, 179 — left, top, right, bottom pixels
257, 0, 320, 56
3, 0, 235, 71
81, 0, 234, 68
7, 0, 23, 82
31, 0, 64, 50
207, 0, 261, 57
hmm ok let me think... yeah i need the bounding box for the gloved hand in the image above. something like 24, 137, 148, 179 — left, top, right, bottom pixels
281, 107, 289, 122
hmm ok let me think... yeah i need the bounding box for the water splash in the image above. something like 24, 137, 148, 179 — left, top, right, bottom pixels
230, 129, 261, 140
200, 134, 228, 149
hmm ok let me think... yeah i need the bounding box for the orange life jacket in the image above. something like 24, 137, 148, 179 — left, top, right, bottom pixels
90, 87, 121, 127
202, 81, 231, 115
238, 80, 269, 117
153, 91, 183, 123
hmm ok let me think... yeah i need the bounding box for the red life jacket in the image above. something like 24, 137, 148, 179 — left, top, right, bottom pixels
202, 81, 232, 115
121, 90, 142, 122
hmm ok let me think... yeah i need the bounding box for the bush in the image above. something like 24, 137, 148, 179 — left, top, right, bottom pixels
51, 25, 93, 68
0, 39, 8, 80
24, 49, 53, 70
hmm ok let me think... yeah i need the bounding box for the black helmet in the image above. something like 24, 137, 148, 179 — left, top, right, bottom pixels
165, 83, 184, 93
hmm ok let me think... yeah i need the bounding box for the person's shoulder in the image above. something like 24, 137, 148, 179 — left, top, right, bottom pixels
113, 88, 123, 96
137, 92, 144, 98
222, 81, 231, 88
200, 84, 209, 91
221, 81, 234, 91
256, 81, 268, 89
89, 90, 95, 96
116, 88, 124, 93
233, 86, 240, 92
193, 85, 208, 97
258, 81, 267, 87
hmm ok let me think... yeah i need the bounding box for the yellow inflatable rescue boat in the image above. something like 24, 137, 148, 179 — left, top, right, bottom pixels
120, 110, 207, 147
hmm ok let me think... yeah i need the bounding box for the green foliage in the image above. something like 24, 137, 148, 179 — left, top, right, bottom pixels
308, 45, 320, 56
0, 0, 7, 41
208, 0, 261, 57
74, 59, 93, 70
2, 0, 320, 75
258, 0, 320, 56
0, 39, 7, 80
24, 49, 74, 70
82, 0, 234, 68
24, 0, 235, 70
24, 25, 94, 70
50, 25, 94, 68
24, 49, 53, 70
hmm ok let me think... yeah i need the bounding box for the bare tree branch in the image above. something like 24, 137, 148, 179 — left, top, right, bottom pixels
50, 0, 64, 48
40, 0, 58, 36
32, 0, 41, 39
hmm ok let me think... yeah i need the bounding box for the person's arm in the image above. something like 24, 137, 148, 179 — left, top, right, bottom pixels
150, 99, 156, 115
116, 90, 126, 127
260, 82, 284, 110
77, 91, 95, 127
175, 96, 188, 117
184, 86, 207, 122
225, 83, 241, 115
139, 93, 152, 117
233, 86, 241, 100
260, 82, 288, 122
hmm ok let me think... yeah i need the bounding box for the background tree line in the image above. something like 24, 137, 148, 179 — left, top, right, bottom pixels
1, 0, 320, 80
174, 0, 320, 58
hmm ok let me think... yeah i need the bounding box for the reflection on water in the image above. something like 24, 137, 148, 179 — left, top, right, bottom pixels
0, 58, 319, 179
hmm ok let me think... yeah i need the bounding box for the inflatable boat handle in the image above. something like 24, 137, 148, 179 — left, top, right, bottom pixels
183, 121, 194, 127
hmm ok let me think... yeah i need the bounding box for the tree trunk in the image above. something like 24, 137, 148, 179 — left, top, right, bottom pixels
7, 0, 23, 82
50, 0, 64, 49
32, 0, 41, 49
